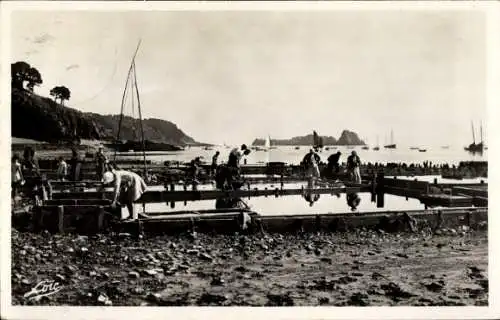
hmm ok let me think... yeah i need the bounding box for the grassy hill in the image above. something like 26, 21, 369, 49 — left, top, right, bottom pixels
11, 88, 200, 146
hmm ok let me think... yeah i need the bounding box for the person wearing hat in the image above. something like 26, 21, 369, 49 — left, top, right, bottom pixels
101, 169, 148, 221
347, 150, 361, 183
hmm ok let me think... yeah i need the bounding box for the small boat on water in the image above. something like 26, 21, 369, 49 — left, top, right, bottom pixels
295, 146, 300, 150
464, 121, 484, 153
361, 145, 369, 150
409, 147, 419, 150
418, 149, 427, 152
383, 129, 397, 149
373, 136, 380, 151
441, 145, 450, 149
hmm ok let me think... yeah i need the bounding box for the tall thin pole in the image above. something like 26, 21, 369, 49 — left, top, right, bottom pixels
480, 121, 483, 144
132, 61, 147, 178
471, 121, 476, 144
114, 40, 142, 162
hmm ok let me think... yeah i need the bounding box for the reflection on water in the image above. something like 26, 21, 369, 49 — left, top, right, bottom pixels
135, 192, 424, 216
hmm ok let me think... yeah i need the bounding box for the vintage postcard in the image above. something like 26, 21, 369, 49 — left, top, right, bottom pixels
1, 1, 499, 319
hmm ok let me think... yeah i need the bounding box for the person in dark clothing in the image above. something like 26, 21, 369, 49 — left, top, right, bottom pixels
302, 149, 321, 178
189, 157, 202, 184
95, 146, 108, 181
21, 146, 40, 178
69, 148, 82, 181
327, 151, 342, 176
211, 151, 220, 177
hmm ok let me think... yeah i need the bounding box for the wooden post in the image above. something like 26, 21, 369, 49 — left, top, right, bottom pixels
376, 171, 385, 208
57, 205, 64, 233
315, 215, 321, 231
96, 206, 105, 232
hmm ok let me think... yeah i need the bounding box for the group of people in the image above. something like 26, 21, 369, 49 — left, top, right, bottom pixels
301, 149, 362, 184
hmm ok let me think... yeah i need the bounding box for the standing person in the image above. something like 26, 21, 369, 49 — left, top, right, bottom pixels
57, 156, 68, 181
347, 151, 362, 183
21, 146, 40, 178
11, 154, 24, 206
95, 146, 108, 181
211, 151, 220, 177
101, 169, 148, 221
69, 148, 82, 181
327, 151, 342, 177
302, 149, 321, 179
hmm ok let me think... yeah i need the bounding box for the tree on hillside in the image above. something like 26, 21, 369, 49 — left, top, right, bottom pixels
25, 67, 43, 92
11, 61, 43, 92
50, 86, 71, 105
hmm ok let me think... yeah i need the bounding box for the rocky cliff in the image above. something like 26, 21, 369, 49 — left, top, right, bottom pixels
252, 131, 364, 146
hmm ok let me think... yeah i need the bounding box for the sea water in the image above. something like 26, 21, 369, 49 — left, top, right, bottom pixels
113, 145, 487, 166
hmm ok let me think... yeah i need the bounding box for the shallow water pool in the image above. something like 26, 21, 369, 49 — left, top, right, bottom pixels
128, 192, 424, 217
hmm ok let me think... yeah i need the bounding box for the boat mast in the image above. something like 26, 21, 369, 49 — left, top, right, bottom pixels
114, 40, 142, 162
390, 129, 394, 145
471, 121, 476, 144
480, 121, 483, 144
132, 60, 148, 178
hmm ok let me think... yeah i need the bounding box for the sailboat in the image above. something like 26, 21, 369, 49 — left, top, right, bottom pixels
464, 121, 484, 153
361, 138, 369, 150
373, 136, 380, 151
384, 130, 396, 149
313, 130, 324, 151
114, 40, 147, 177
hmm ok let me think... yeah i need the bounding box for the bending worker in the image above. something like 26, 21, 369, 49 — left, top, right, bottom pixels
102, 169, 148, 221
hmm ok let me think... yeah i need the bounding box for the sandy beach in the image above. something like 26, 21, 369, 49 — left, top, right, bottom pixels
11, 228, 488, 306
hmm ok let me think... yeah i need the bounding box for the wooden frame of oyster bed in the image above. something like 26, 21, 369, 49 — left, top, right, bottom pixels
21, 202, 487, 236
16, 176, 487, 235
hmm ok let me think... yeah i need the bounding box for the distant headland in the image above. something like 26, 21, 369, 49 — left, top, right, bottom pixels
252, 130, 365, 146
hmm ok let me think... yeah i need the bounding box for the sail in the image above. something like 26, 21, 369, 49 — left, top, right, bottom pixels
265, 135, 271, 149
313, 131, 320, 147
471, 121, 476, 144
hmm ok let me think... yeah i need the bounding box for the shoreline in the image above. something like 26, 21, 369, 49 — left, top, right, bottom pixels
11, 228, 488, 306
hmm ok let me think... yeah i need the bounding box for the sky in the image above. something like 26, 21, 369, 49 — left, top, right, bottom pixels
10, 10, 487, 147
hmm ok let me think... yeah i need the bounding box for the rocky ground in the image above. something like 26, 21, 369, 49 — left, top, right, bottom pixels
11, 227, 488, 306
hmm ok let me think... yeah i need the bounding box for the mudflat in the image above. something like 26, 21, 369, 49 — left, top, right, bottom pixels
11, 228, 487, 306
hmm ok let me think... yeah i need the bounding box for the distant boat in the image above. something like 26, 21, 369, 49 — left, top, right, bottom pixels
384, 130, 396, 149
203, 146, 213, 151
409, 147, 419, 150
295, 146, 300, 150
373, 136, 380, 151
264, 135, 271, 151
441, 145, 450, 149
361, 145, 369, 150
418, 149, 427, 152
325, 147, 330, 151
464, 121, 484, 153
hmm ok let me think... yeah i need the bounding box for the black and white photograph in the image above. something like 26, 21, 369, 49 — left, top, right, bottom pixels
1, 1, 499, 319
